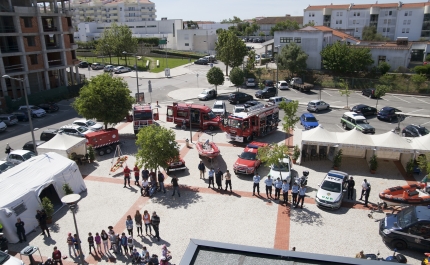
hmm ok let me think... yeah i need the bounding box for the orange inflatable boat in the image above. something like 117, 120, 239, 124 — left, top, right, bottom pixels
379, 182, 430, 206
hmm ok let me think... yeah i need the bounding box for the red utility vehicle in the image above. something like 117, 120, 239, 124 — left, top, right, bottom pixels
85, 128, 120, 156
133, 104, 159, 134
166, 102, 220, 131
220, 105, 280, 142
166, 157, 186, 174
233, 142, 268, 175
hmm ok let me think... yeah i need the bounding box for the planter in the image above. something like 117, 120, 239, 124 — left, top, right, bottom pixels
370, 169, 376, 174
46, 217, 53, 224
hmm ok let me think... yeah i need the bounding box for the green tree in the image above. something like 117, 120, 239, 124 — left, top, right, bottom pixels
303, 21, 316, 27
73, 74, 134, 129
135, 125, 179, 173
215, 30, 248, 75
338, 79, 352, 108
379, 74, 396, 86
247, 50, 256, 70
270, 20, 300, 36
255, 68, 263, 82
277, 43, 308, 76
417, 154, 430, 174
206, 67, 225, 93
378, 62, 391, 75
425, 54, 430, 62
257, 143, 289, 179
278, 100, 300, 135
374, 84, 390, 110
411, 74, 427, 91
229, 67, 244, 92
320, 42, 373, 74
362, 26, 388, 41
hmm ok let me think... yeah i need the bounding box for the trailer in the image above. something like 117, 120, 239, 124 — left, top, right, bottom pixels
85, 128, 120, 156
290, 77, 314, 92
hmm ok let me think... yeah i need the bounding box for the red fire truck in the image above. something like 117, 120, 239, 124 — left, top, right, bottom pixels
220, 105, 280, 142
85, 128, 120, 156
166, 102, 220, 131
133, 104, 159, 134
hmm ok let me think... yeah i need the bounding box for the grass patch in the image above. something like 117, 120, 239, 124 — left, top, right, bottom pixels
149, 57, 189, 73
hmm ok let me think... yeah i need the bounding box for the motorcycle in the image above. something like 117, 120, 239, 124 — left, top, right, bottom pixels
422, 253, 430, 265
365, 249, 407, 263
294, 170, 309, 186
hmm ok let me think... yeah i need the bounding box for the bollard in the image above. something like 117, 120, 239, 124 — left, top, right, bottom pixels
185, 138, 190, 148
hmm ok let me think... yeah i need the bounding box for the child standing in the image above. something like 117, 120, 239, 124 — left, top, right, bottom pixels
127, 235, 134, 253
95, 232, 102, 254
120, 233, 128, 255
101, 230, 109, 254
88, 232, 96, 254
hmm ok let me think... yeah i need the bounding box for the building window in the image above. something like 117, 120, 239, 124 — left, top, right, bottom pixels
353, 12, 356, 16
25, 36, 36, 46
384, 19, 387, 24
357, 12, 360, 16
387, 28, 390, 32
405, 11, 408, 16
408, 20, 411, 24
388, 19, 391, 24
185, 43, 189, 46
353, 20, 356, 24
22, 17, 32, 28
280, 37, 292, 43
340, 20, 342, 24
355, 28, 359, 32
378, 56, 386, 64
402, 28, 405, 33
337, 12, 340, 16
340, 12, 342, 16
294, 37, 301, 43
312, 13, 315, 17
29, 54, 38, 65
406, 28, 409, 33
403, 20, 406, 25
309, 13, 311, 17
383, 28, 386, 32
409, 11, 412, 16
389, 11, 392, 15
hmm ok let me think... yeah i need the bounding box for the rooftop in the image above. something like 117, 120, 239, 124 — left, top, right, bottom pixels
312, 25, 360, 42
305, 1, 430, 11
256, 16, 303, 25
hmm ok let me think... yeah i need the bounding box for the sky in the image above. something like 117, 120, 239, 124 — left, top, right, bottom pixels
155, 0, 420, 21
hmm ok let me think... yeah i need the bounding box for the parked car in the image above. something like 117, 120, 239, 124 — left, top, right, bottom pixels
194, 59, 208, 65
277, 81, 289, 90
233, 105, 246, 114
73, 119, 103, 131
166, 157, 186, 174
255, 87, 277, 99
379, 205, 430, 251
246, 78, 256, 87
402, 124, 429, 137
267, 156, 293, 182
11, 111, 29, 122
18, 105, 46, 118
0, 161, 15, 174
307, 100, 330, 112
262, 80, 274, 87
243, 100, 263, 109
377, 106, 402, 122
233, 142, 268, 175
91, 62, 105, 70
114, 66, 131, 74
0, 114, 18, 126
268, 96, 292, 106
351, 104, 377, 116
22, 140, 46, 153
40, 128, 58, 141
362, 88, 378, 98
59, 125, 91, 137
315, 170, 349, 210
228, 92, 253, 104
300, 113, 319, 130
203, 55, 216, 63
104, 65, 115, 72
212, 101, 226, 116
78, 61, 89, 68
0, 249, 25, 265
0, 122, 7, 132
255, 55, 260, 62
6, 150, 36, 165
37, 102, 59, 113
340, 112, 375, 134
197, 88, 217, 100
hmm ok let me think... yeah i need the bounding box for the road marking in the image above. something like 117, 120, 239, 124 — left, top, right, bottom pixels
329, 101, 341, 104
415, 98, 430, 104
322, 90, 332, 97
407, 109, 424, 114
391, 95, 410, 103
336, 124, 344, 131
421, 120, 430, 125
290, 88, 298, 94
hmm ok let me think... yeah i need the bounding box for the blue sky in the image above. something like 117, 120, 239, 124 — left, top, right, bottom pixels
155, 0, 419, 21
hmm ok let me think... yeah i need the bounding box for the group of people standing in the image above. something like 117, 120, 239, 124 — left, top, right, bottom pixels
122, 165, 167, 198
198, 161, 233, 192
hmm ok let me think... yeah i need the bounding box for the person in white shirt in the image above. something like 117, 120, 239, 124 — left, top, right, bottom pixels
253, 173, 261, 196
274, 177, 283, 200
359, 179, 368, 200
141, 179, 149, 196
291, 182, 299, 205
294, 184, 307, 209
264, 175, 273, 199
281, 180, 290, 204
208, 168, 215, 188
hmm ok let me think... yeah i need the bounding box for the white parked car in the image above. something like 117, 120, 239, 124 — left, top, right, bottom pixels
268, 156, 292, 182
6, 150, 36, 165
0, 160, 15, 173
0, 250, 25, 265
246, 78, 256, 87
212, 101, 226, 116
277, 81, 289, 90
18, 105, 46, 118
268, 96, 292, 106
233, 105, 246, 114
0, 121, 7, 132
315, 170, 349, 210
104, 65, 115, 72
114, 66, 131, 74
59, 125, 91, 137
73, 119, 103, 131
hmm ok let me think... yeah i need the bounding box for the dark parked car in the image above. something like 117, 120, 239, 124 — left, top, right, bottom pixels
37, 103, 59, 113
362, 88, 377, 98
402, 124, 429, 137
262, 80, 274, 87
78, 61, 90, 68
11, 111, 29, 122
255, 87, 277, 99
40, 128, 58, 141
22, 140, 46, 153
377, 106, 402, 122
194, 59, 208, 65
243, 100, 263, 108
351, 104, 377, 116
228, 92, 253, 104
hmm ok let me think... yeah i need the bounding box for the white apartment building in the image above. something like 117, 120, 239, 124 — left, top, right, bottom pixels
303, 2, 430, 41
71, 0, 156, 25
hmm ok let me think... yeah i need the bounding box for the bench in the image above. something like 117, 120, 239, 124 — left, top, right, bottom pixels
156, 60, 159, 67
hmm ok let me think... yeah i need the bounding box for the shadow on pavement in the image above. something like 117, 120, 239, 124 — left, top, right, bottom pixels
290, 207, 325, 226
150, 186, 202, 209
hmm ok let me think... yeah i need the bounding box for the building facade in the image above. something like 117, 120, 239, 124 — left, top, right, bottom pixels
304, 2, 430, 41
256, 15, 304, 36
71, 0, 156, 25
0, 0, 79, 100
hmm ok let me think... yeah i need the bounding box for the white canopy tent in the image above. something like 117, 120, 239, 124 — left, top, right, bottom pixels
371, 131, 415, 160
335, 130, 375, 158
409, 134, 430, 152
301, 126, 338, 145
0, 152, 86, 243
37, 133, 87, 158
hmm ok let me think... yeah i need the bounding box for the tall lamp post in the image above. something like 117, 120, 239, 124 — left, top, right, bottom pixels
123, 51, 139, 103
61, 194, 85, 265
2, 75, 37, 155
188, 104, 192, 143
276, 45, 280, 96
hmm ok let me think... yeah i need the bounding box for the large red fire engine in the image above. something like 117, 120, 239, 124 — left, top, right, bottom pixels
166, 102, 220, 131
133, 104, 159, 134
85, 128, 120, 156
220, 104, 280, 142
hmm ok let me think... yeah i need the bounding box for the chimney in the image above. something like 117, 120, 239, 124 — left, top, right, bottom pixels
285, 14, 291, 17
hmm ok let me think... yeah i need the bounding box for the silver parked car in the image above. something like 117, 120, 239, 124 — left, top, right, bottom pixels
307, 100, 330, 113
114, 66, 131, 74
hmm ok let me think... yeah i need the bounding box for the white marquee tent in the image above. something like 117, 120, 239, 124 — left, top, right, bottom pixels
335, 129, 375, 158
0, 152, 86, 243
37, 133, 87, 158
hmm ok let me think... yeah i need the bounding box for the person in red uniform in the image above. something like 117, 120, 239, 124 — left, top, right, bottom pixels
133, 164, 140, 186
123, 165, 131, 188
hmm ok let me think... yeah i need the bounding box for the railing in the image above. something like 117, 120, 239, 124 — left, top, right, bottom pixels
43, 26, 58, 32
0, 26, 16, 33
0, 3, 13, 12
48, 59, 63, 67
4, 64, 24, 73
46, 44, 61, 50
1, 45, 19, 53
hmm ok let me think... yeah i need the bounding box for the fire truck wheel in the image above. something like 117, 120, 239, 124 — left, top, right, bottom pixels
98, 149, 105, 156
208, 125, 215, 131
246, 135, 253, 142
106, 148, 112, 154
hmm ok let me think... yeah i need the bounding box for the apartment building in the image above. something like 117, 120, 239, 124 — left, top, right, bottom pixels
304, 1, 430, 41
71, 0, 156, 25
0, 0, 79, 100
256, 15, 304, 36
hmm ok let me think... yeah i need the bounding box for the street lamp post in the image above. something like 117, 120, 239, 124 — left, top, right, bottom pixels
61, 194, 85, 265
276, 45, 280, 96
123, 51, 139, 103
2, 75, 37, 155
188, 104, 192, 143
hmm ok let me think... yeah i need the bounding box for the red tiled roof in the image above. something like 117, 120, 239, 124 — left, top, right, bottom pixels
355, 41, 412, 50
305, 4, 350, 10
313, 25, 360, 42
256, 16, 303, 25
305, 2, 430, 11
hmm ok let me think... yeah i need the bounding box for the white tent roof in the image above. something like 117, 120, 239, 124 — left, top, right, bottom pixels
408, 134, 430, 152
371, 131, 415, 153
37, 133, 86, 157
335, 129, 375, 148
302, 126, 338, 145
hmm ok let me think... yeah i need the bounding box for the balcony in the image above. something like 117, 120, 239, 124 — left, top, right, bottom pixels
79, 10, 84, 14
110, 15, 118, 19
47, 52, 63, 67
86, 10, 94, 14
0, 36, 20, 53
3, 56, 24, 73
